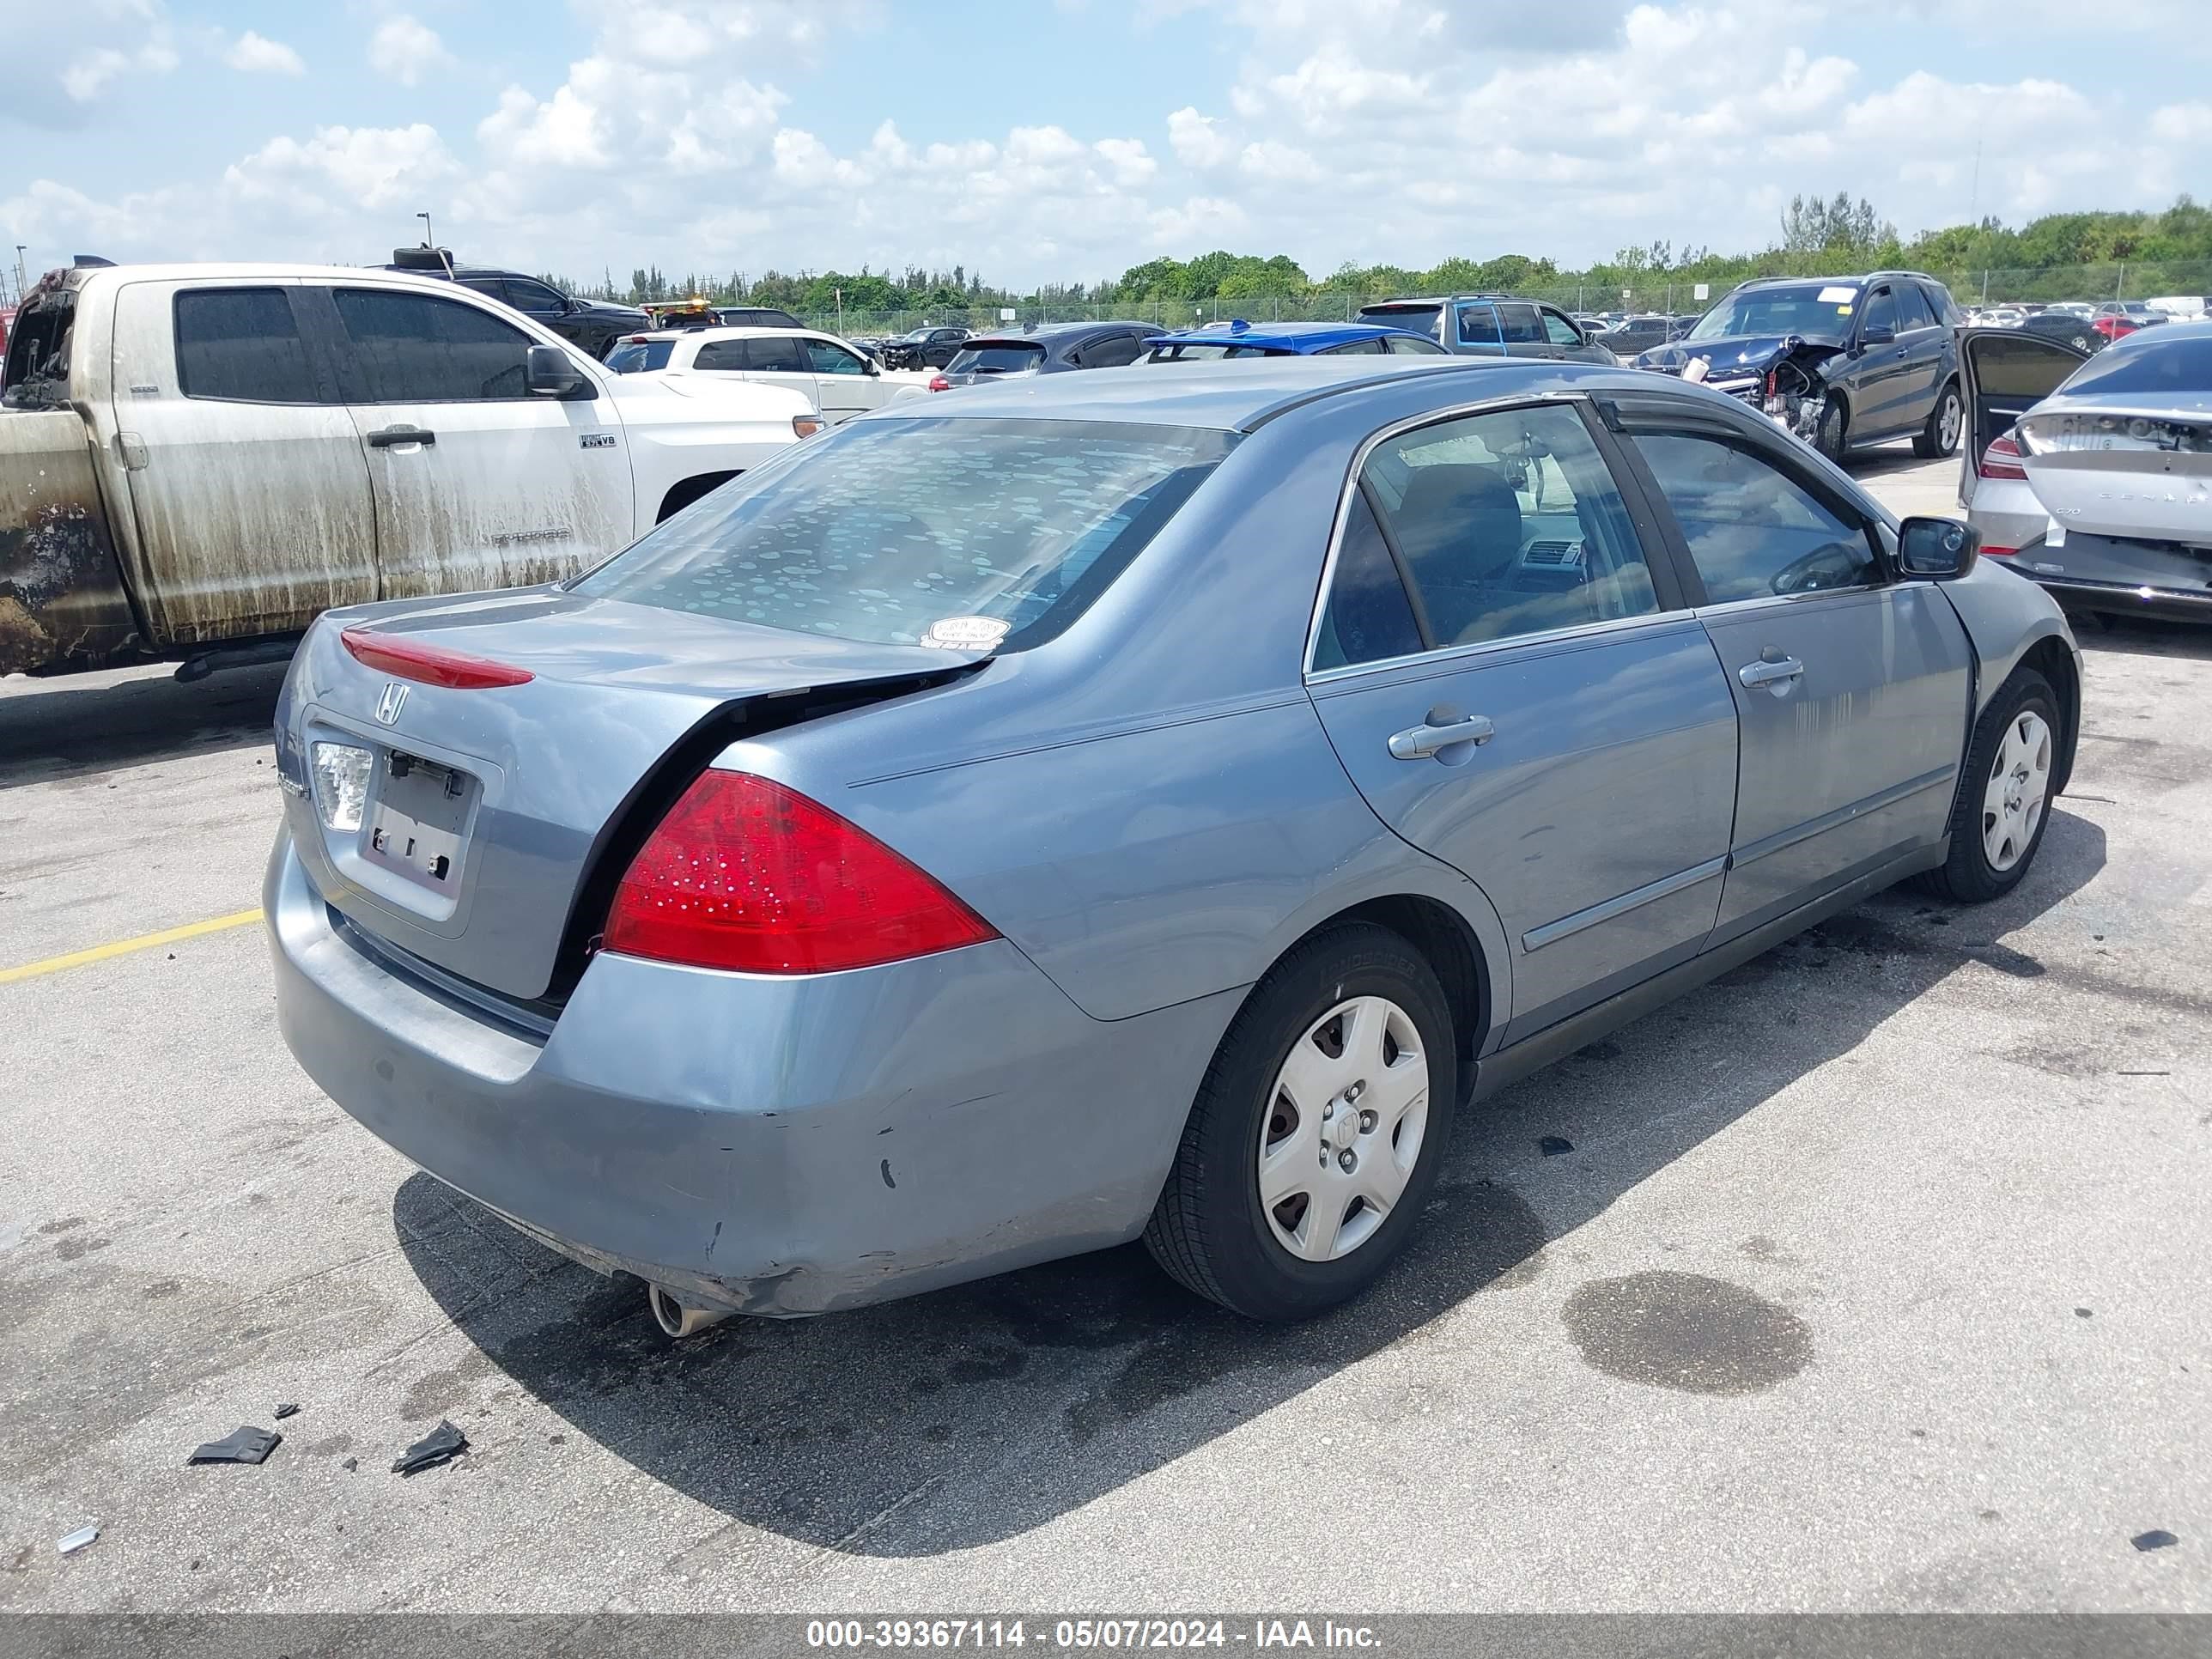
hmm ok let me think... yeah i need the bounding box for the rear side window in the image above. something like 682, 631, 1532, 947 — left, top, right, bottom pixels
1319, 337, 1388, 356
1314, 492, 1422, 670
1455, 303, 1503, 347
691, 340, 747, 371
1498, 304, 1544, 344
1081, 334, 1146, 369
334, 289, 538, 402
1893, 283, 1935, 331
574, 416, 1236, 650
2, 293, 76, 409
742, 336, 811, 373
1352, 404, 1662, 648
947, 343, 1048, 374
605, 340, 673, 373
174, 289, 319, 404
1385, 334, 1449, 355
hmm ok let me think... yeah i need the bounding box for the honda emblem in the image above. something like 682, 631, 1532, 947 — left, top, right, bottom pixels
374, 681, 410, 726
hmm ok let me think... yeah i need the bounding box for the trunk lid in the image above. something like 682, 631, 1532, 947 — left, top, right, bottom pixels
2016, 392, 2212, 542
277, 587, 981, 1002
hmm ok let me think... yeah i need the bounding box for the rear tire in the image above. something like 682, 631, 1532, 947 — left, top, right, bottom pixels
1917, 669, 2060, 903
1913, 379, 1963, 459
1145, 923, 1457, 1322
1814, 398, 1849, 463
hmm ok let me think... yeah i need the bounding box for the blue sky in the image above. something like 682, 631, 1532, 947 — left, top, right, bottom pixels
7, 1, 2209, 295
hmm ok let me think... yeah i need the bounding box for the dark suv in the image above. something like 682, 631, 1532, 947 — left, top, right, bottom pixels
1357, 295, 1618, 362
1633, 271, 1965, 463
880, 326, 973, 371
382, 248, 649, 360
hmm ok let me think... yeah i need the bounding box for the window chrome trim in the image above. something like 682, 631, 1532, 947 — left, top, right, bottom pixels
1300, 388, 1674, 681
1306, 610, 1701, 690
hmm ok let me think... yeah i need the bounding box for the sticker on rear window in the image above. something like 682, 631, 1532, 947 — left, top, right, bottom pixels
918, 616, 1012, 651
1817, 286, 1856, 304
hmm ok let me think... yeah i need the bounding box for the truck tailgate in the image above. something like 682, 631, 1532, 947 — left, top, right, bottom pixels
0, 410, 140, 674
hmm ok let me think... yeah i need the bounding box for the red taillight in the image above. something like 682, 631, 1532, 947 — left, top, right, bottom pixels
601, 770, 998, 974
1981, 546, 2019, 558
340, 628, 532, 689
927, 374, 950, 392
1979, 430, 2028, 481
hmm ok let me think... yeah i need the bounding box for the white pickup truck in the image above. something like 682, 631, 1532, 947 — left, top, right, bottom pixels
0, 260, 817, 678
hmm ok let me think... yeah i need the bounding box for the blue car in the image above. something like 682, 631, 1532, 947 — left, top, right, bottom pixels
269, 357, 2079, 1332
1143, 319, 1449, 361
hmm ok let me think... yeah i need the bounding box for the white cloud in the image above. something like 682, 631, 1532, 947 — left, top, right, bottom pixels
63, 40, 179, 101
225, 32, 304, 76
1094, 137, 1158, 188
1166, 106, 1232, 169
368, 15, 455, 87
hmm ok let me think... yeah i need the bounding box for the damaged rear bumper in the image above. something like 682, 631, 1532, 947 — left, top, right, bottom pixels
265, 828, 1237, 1316
2003, 531, 2212, 624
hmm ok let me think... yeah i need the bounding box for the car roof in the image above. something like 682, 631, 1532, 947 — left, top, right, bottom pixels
1148, 320, 1428, 351
874, 355, 1643, 432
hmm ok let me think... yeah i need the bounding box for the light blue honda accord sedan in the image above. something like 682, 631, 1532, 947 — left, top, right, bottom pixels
268, 356, 2081, 1331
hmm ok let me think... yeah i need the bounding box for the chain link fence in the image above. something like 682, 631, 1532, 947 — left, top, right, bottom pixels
787, 262, 2212, 337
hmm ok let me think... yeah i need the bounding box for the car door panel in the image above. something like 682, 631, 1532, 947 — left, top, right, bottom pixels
801, 336, 883, 423
1313, 623, 1738, 1039
1304, 398, 1738, 1041
108, 278, 379, 645
1846, 286, 1912, 436
1957, 329, 2086, 510
319, 284, 634, 599
1620, 420, 1974, 939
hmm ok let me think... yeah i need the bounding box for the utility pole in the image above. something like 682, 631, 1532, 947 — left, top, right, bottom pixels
836, 286, 843, 332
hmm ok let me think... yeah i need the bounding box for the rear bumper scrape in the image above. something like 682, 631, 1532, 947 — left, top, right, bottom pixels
266, 830, 1238, 1316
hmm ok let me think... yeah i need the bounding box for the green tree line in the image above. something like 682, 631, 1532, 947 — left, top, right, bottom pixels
546, 194, 2212, 313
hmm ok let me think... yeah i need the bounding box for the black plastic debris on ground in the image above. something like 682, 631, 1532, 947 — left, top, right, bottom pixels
2133, 1529, 2180, 1552
274, 1401, 300, 1419
1540, 1135, 1574, 1157
392, 1419, 469, 1476
341, 1456, 358, 1472
187, 1426, 283, 1466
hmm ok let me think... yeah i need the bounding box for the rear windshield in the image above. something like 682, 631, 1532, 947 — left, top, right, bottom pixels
1147, 342, 1284, 361
1359, 305, 1440, 337
2060, 333, 2212, 398
573, 416, 1237, 649
605, 340, 674, 373
947, 343, 1047, 374
1, 291, 75, 409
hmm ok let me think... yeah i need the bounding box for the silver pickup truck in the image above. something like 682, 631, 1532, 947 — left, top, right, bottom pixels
1, 260, 817, 678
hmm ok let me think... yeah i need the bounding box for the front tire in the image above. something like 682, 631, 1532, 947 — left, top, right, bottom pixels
1914, 379, 1964, 459
1917, 669, 2060, 903
1815, 398, 1849, 463
1145, 923, 1458, 1322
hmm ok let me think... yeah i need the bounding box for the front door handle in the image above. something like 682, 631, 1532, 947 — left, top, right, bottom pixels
1739, 657, 1805, 689
1389, 713, 1495, 760
367, 425, 437, 449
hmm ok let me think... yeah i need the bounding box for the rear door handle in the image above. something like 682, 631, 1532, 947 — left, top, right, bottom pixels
1739, 657, 1805, 689
367, 426, 436, 449
1389, 714, 1495, 760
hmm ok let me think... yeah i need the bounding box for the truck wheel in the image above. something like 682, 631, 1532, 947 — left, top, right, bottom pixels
1144, 922, 1457, 1322
1913, 380, 1964, 459
1916, 669, 2060, 904
1814, 398, 1849, 463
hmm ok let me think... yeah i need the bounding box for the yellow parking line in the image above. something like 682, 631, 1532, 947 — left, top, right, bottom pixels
0, 908, 264, 986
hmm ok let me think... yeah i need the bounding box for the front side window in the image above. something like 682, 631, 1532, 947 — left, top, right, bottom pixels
1859, 286, 1899, 337
1540, 309, 1584, 348
1334, 403, 1662, 652
1632, 432, 1879, 603
805, 337, 867, 374
503, 278, 567, 312
333, 289, 536, 402
574, 416, 1236, 649
174, 289, 319, 404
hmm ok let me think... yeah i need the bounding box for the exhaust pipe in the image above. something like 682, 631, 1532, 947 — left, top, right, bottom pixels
647, 1284, 732, 1339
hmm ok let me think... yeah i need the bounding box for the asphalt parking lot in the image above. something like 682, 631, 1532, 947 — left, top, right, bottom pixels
2, 451, 2206, 1614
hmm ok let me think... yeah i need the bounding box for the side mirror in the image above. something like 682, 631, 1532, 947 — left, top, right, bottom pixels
526, 343, 590, 398
1897, 515, 1979, 580
1857, 323, 1896, 349
864, 358, 880, 376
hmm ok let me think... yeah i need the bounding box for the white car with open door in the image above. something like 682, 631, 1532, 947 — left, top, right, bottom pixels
603, 325, 929, 424
1961, 319, 2212, 622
